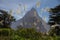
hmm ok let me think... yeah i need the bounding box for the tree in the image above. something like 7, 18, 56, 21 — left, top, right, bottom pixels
0, 10, 15, 28
48, 5, 60, 26
48, 5, 60, 36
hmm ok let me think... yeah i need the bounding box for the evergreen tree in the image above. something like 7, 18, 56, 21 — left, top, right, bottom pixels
48, 5, 60, 36
48, 5, 60, 26
0, 10, 15, 28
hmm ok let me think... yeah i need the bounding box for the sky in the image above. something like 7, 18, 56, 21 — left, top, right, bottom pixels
0, 0, 60, 23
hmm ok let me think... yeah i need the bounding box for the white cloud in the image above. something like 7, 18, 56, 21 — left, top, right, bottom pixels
9, 10, 14, 15
16, 5, 21, 14
16, 8, 21, 14
24, 4, 27, 11
36, 1, 40, 8
43, 16, 47, 21
45, 7, 50, 11
41, 7, 50, 14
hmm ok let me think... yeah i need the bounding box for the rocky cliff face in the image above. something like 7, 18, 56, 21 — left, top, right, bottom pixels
11, 8, 50, 33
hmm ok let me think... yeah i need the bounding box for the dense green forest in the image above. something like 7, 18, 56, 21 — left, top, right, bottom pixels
0, 5, 60, 40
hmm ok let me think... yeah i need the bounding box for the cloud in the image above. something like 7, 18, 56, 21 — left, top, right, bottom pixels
24, 4, 27, 11
15, 4, 28, 15
43, 16, 47, 21
41, 7, 50, 13
16, 8, 21, 14
44, 7, 50, 11
36, 1, 40, 8
9, 10, 14, 15
16, 4, 22, 14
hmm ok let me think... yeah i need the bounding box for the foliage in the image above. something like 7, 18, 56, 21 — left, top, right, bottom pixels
0, 10, 15, 28
48, 5, 60, 36
0, 28, 60, 40
16, 27, 42, 40
48, 5, 60, 25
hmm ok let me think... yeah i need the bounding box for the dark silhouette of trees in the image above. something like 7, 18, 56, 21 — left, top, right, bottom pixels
0, 10, 15, 28
48, 5, 60, 26
48, 5, 60, 36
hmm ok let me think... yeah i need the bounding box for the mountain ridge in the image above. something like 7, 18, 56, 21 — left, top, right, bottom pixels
11, 8, 50, 33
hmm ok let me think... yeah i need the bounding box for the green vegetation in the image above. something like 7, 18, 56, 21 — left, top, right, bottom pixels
0, 28, 60, 40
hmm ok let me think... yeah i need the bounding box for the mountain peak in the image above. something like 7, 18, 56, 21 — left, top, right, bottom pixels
31, 8, 36, 11
11, 8, 50, 33
24, 8, 38, 18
